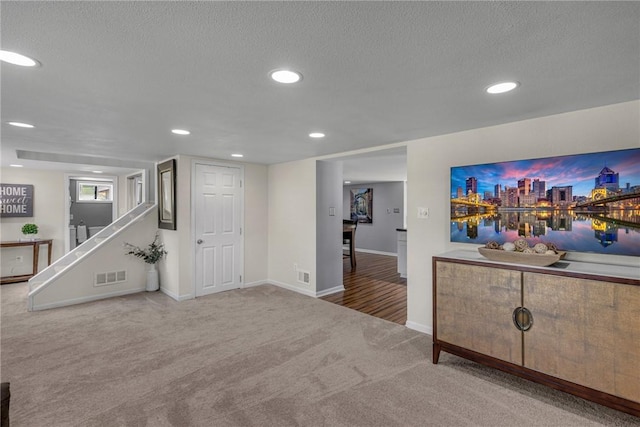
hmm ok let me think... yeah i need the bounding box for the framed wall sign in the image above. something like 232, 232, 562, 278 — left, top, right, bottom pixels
158, 159, 176, 230
0, 183, 34, 217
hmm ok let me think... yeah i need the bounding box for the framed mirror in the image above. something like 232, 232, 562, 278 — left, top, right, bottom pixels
157, 159, 176, 230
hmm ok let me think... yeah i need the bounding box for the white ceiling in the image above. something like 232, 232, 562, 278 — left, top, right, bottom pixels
1, 2, 639, 179
336, 147, 407, 184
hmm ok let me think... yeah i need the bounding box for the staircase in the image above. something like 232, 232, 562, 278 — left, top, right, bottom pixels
28, 202, 157, 311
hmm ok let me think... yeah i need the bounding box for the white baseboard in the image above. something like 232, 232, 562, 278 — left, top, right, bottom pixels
248, 281, 342, 298
315, 285, 344, 298
242, 280, 267, 289
266, 279, 316, 297
405, 320, 432, 336
355, 248, 397, 257
30, 287, 145, 311
160, 287, 192, 301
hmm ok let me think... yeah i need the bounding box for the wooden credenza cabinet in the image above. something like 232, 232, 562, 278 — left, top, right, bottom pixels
433, 251, 640, 416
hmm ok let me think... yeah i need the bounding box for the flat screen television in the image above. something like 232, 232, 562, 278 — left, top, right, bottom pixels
450, 148, 640, 256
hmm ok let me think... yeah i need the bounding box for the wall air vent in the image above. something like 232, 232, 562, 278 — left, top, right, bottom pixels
95, 270, 127, 287
297, 270, 310, 285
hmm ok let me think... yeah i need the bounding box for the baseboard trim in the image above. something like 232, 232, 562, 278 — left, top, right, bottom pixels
242, 280, 266, 289
355, 248, 397, 257
315, 285, 344, 298
405, 320, 432, 336
31, 287, 145, 311
160, 287, 193, 301
266, 279, 315, 297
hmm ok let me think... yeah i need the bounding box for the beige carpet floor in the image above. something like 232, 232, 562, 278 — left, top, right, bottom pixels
1, 282, 638, 426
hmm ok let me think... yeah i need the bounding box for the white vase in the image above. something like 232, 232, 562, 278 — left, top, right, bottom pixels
146, 263, 160, 292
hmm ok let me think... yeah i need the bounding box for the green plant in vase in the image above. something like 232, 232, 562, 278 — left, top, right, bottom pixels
124, 233, 167, 291
21, 223, 39, 240
124, 233, 167, 264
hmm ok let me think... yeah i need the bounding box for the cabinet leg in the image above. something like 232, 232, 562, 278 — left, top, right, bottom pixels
432, 342, 441, 364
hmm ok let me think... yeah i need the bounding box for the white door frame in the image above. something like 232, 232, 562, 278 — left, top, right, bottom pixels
63, 173, 118, 253
125, 169, 147, 211
190, 159, 245, 297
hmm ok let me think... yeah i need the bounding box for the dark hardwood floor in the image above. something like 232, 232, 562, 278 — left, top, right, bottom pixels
320, 252, 407, 325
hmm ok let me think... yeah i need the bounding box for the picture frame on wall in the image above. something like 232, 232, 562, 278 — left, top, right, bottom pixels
158, 159, 176, 230
351, 188, 373, 224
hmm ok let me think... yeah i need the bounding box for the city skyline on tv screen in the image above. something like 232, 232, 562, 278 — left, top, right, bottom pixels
451, 149, 640, 199
450, 148, 640, 256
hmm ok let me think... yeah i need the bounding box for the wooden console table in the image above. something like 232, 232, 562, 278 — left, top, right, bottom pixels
0, 239, 53, 284
433, 250, 640, 417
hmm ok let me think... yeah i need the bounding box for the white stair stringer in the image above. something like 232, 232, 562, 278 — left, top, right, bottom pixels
28, 203, 158, 311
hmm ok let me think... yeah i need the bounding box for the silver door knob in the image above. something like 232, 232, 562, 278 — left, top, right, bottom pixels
197, 239, 203, 244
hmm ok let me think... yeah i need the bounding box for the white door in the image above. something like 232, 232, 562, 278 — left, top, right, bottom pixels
194, 163, 243, 297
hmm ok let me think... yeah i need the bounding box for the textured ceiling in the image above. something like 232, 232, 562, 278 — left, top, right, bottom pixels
1, 1, 639, 177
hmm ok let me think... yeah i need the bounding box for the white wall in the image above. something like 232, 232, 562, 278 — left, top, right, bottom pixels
0, 168, 66, 276
30, 210, 157, 310
244, 161, 269, 286
268, 158, 316, 295
406, 100, 640, 334
155, 156, 182, 299
343, 181, 404, 254
118, 173, 128, 217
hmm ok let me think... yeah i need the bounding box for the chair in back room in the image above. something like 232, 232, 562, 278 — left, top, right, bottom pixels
343, 219, 358, 269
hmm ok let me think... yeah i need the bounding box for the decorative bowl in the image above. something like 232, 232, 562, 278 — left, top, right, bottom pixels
478, 247, 566, 267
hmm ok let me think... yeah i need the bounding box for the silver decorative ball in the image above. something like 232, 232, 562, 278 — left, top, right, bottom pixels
514, 238, 529, 252
533, 243, 548, 254
502, 242, 516, 252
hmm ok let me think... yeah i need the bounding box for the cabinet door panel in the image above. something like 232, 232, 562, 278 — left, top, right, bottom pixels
436, 262, 522, 365
524, 273, 640, 403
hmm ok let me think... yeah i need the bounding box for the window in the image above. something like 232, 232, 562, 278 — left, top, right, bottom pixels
77, 181, 113, 202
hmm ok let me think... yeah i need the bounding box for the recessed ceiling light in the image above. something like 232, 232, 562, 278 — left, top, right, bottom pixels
7, 121, 35, 128
270, 69, 302, 84
344, 181, 351, 184
231, 153, 244, 158
171, 129, 190, 135
309, 132, 325, 138
9, 164, 24, 168
486, 81, 519, 94
0, 50, 39, 67
92, 171, 103, 174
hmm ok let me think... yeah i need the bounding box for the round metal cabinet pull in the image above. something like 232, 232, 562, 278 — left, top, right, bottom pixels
512, 307, 534, 332
196, 239, 203, 244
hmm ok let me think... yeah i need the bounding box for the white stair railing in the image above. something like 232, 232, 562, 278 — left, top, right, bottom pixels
28, 203, 156, 297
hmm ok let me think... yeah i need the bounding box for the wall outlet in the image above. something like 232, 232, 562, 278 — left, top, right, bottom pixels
293, 263, 298, 272
418, 207, 429, 218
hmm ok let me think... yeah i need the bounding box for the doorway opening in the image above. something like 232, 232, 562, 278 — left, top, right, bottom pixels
319, 147, 408, 324
125, 170, 146, 211
64, 174, 118, 253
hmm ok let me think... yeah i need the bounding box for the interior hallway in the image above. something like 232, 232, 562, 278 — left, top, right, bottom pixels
320, 252, 407, 325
